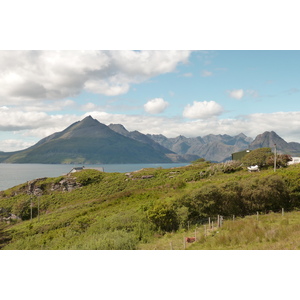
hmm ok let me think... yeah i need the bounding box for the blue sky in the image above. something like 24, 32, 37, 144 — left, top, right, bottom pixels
0, 50, 300, 151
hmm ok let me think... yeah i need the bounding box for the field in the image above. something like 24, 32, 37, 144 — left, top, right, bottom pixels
1, 160, 300, 250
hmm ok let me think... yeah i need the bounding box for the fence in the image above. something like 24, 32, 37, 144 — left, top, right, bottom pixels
168, 208, 288, 250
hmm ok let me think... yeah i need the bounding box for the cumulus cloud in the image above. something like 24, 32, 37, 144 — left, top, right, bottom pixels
144, 98, 169, 114
201, 70, 213, 77
183, 101, 224, 119
227, 89, 244, 100
0, 50, 191, 103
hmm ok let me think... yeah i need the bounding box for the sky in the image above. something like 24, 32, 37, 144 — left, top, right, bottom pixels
1, 50, 300, 152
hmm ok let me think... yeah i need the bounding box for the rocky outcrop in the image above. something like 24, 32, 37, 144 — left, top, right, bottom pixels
51, 177, 82, 192
26, 176, 82, 196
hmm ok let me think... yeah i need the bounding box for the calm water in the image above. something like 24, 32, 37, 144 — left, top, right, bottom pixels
0, 163, 189, 191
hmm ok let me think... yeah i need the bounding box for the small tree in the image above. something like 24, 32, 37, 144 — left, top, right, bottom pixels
147, 203, 179, 232
266, 154, 292, 168
241, 147, 272, 168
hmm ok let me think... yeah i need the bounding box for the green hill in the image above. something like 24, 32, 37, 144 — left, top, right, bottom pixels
1, 161, 300, 250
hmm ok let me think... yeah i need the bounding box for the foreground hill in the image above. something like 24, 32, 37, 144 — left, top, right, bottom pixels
1, 161, 300, 250
0, 116, 188, 164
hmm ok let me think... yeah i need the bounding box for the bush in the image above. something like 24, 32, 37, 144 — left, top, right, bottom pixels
11, 197, 38, 220
72, 169, 103, 186
147, 202, 179, 232
241, 147, 272, 168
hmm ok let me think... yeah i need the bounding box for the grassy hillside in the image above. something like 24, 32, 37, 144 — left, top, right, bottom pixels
1, 161, 300, 250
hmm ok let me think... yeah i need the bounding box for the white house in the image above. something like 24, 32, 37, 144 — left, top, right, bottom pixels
288, 157, 300, 165
67, 166, 104, 175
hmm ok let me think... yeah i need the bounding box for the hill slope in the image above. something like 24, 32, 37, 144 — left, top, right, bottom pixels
1, 162, 300, 250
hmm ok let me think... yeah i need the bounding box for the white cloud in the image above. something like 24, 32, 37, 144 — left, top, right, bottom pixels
183, 101, 224, 119
0, 50, 191, 103
144, 98, 169, 114
0, 139, 34, 152
227, 89, 244, 99
201, 70, 213, 77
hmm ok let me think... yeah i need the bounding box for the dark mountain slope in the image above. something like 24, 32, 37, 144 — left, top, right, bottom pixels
148, 132, 253, 162
249, 131, 300, 155
108, 124, 198, 162
2, 116, 177, 164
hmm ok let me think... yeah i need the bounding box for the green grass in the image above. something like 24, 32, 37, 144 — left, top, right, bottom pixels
1, 162, 300, 250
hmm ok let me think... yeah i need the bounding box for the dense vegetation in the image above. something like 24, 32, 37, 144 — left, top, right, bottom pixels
1, 159, 300, 250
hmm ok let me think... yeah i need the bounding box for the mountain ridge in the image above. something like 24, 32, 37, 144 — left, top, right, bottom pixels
1, 117, 299, 163
0, 116, 189, 164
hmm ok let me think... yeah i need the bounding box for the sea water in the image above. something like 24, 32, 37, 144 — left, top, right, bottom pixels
0, 163, 189, 191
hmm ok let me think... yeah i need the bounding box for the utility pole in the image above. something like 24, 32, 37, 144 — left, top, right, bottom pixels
30, 196, 33, 221
274, 143, 277, 172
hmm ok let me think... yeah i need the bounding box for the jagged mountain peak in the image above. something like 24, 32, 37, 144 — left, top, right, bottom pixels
250, 131, 289, 151
108, 124, 130, 136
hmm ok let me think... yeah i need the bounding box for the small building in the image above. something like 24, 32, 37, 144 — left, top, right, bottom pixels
232, 149, 251, 161
67, 166, 104, 175
287, 157, 300, 165
69, 167, 85, 174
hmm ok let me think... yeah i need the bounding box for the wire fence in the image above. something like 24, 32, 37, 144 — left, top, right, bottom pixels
168, 208, 288, 250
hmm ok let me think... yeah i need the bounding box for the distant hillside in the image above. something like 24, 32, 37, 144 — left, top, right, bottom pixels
148, 132, 253, 162
0, 116, 188, 164
147, 131, 300, 162
108, 124, 200, 163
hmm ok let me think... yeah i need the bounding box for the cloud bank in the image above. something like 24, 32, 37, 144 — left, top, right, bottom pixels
0, 50, 191, 104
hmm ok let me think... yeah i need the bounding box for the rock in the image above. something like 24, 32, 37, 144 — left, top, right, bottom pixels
141, 175, 154, 179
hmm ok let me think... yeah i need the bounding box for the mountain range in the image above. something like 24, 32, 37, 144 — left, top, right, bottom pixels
0, 116, 299, 164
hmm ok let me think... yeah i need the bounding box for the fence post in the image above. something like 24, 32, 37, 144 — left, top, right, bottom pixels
282, 208, 284, 216
183, 237, 186, 250
38, 196, 40, 222
257, 211, 259, 221
217, 215, 220, 227
209, 217, 211, 229
233, 215, 235, 221
212, 221, 214, 230
30, 197, 33, 221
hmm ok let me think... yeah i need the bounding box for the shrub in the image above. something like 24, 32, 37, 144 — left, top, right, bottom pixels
72, 169, 103, 186
147, 202, 179, 232
241, 147, 272, 168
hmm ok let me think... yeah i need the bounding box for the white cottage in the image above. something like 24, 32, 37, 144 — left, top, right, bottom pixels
288, 157, 300, 165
